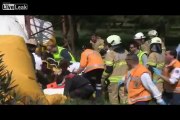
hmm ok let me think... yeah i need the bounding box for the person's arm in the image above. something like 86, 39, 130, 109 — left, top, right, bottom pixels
141, 73, 162, 100
61, 49, 71, 62
153, 67, 180, 84
159, 68, 180, 84
74, 51, 87, 74
142, 54, 148, 67
147, 53, 157, 73
101, 51, 114, 80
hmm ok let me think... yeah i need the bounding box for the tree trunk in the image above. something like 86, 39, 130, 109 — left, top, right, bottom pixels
61, 15, 71, 51
67, 15, 78, 55
77, 22, 81, 32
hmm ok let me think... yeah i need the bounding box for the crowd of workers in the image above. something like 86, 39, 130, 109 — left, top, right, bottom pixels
28, 29, 180, 105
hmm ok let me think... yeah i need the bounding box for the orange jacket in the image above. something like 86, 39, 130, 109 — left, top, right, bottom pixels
80, 49, 104, 73
126, 64, 152, 104
163, 59, 180, 93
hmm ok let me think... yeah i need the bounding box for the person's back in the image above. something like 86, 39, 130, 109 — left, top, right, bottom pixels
64, 74, 94, 99
106, 49, 128, 81
81, 49, 104, 73
102, 35, 128, 104
53, 46, 75, 62
75, 43, 104, 99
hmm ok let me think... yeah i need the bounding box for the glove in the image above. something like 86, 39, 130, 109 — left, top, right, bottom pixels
118, 80, 124, 87
152, 67, 162, 76
156, 99, 166, 105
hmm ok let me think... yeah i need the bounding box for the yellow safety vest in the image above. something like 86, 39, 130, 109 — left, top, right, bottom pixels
53, 46, 76, 62
137, 50, 146, 65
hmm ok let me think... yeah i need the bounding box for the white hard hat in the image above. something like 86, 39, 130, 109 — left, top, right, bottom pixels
26, 39, 38, 46
134, 32, 146, 40
151, 37, 162, 44
148, 30, 158, 37
107, 35, 121, 46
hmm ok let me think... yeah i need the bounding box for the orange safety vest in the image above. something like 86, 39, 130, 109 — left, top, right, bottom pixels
80, 49, 104, 73
126, 64, 152, 104
163, 59, 180, 93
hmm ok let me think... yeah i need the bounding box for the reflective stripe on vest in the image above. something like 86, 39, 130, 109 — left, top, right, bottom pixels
129, 95, 152, 104
137, 50, 146, 65
114, 61, 127, 67
105, 60, 113, 66
53, 46, 76, 62
109, 76, 123, 83
107, 61, 127, 82
84, 64, 104, 73
157, 63, 165, 68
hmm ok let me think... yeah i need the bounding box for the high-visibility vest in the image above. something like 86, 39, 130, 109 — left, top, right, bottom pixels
80, 49, 104, 73
163, 59, 180, 93
126, 64, 152, 104
137, 50, 146, 65
53, 46, 76, 63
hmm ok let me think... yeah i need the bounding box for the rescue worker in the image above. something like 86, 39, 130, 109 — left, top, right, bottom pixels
129, 41, 148, 67
147, 37, 165, 93
45, 59, 94, 100
74, 43, 104, 99
64, 73, 94, 100
45, 39, 76, 63
134, 32, 149, 54
147, 30, 166, 56
90, 33, 105, 53
101, 35, 128, 104
153, 49, 180, 105
124, 54, 166, 105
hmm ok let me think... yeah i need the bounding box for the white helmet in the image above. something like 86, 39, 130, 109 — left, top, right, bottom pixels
134, 32, 146, 40
26, 39, 38, 46
148, 30, 158, 37
151, 37, 162, 44
107, 35, 121, 46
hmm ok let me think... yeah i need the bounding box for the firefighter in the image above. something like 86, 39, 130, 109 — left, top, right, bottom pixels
124, 54, 165, 105
153, 49, 180, 105
134, 32, 149, 54
147, 37, 165, 93
101, 35, 128, 104
147, 30, 166, 56
90, 33, 105, 54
